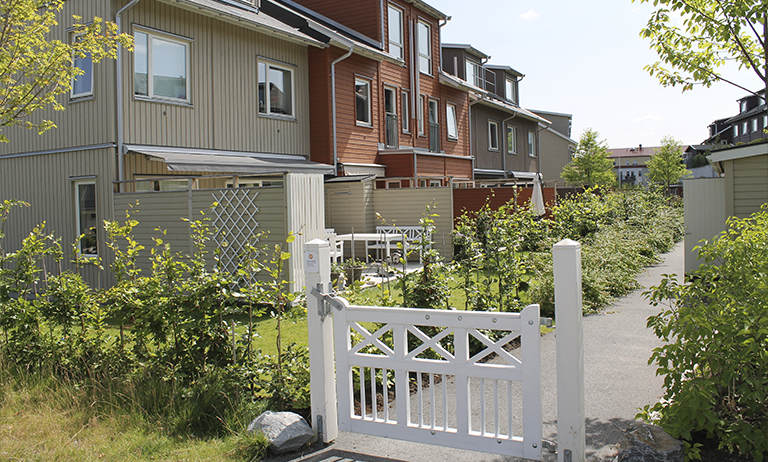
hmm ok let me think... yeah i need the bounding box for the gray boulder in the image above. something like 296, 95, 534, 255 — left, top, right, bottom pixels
613, 423, 684, 462
247, 411, 315, 454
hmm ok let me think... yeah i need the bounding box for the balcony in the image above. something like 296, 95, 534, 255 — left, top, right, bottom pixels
385, 113, 399, 149
429, 122, 440, 152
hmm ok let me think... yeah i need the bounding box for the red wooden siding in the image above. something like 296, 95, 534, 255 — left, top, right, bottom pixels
453, 187, 557, 223
289, 0, 382, 41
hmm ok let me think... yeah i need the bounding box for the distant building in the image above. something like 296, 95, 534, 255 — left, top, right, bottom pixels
607, 145, 661, 187
705, 89, 767, 145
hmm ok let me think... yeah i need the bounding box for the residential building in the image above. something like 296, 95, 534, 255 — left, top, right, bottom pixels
607, 145, 660, 187
274, 0, 475, 181
0, 0, 335, 288
441, 44, 550, 180
705, 89, 767, 145
530, 110, 576, 184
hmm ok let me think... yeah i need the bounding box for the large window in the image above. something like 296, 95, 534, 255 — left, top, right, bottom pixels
75, 181, 97, 257
355, 78, 371, 126
71, 35, 93, 98
506, 125, 517, 154
134, 29, 190, 102
446, 103, 458, 140
528, 131, 537, 157
388, 5, 404, 59
417, 21, 431, 75
488, 120, 499, 151
401, 90, 410, 133
258, 61, 294, 117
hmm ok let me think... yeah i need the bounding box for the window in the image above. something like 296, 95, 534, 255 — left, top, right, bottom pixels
258, 61, 294, 117
355, 78, 371, 126
742, 121, 748, 134
752, 118, 758, 133
734, 124, 739, 136
384, 86, 398, 148
418, 94, 425, 136
428, 99, 438, 124
71, 35, 93, 98
488, 120, 499, 151
465, 60, 482, 87
401, 90, 410, 133
506, 125, 517, 154
134, 29, 190, 102
764, 115, 768, 129
446, 103, 458, 140
740, 100, 748, 112
75, 181, 97, 257
505, 78, 516, 103
417, 21, 431, 75
388, 5, 403, 59
528, 131, 537, 157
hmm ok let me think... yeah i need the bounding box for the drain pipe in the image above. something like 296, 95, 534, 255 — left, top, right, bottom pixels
331, 40, 355, 175
116, 0, 141, 192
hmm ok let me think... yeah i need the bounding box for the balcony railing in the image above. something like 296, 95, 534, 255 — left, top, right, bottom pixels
385, 113, 399, 149
429, 122, 440, 152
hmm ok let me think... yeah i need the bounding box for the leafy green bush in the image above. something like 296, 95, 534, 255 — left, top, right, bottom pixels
640, 206, 768, 461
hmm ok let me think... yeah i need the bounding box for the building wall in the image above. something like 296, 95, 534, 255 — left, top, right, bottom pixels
471, 104, 538, 173
539, 129, 574, 184
289, 0, 382, 42
727, 155, 768, 218
120, 1, 312, 155
682, 178, 727, 274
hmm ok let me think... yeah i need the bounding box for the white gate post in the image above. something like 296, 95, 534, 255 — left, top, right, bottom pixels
304, 239, 338, 443
553, 239, 585, 462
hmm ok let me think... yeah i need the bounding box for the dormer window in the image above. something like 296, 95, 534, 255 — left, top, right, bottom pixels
505, 77, 516, 103
466, 60, 482, 87
740, 100, 748, 112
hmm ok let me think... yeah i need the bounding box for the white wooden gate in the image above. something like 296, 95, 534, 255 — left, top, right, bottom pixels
331, 299, 542, 460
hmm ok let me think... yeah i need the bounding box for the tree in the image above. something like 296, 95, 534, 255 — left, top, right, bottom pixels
560, 129, 617, 188
634, 0, 768, 99
0, 0, 132, 143
647, 135, 691, 190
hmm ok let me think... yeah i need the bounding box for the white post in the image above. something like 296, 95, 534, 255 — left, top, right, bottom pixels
304, 239, 338, 443
553, 239, 585, 462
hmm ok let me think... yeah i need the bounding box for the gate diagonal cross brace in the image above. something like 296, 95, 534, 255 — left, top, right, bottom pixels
349, 322, 395, 357
405, 325, 455, 361
468, 329, 523, 366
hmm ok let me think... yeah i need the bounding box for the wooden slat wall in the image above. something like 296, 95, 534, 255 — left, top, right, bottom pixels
288, 0, 382, 41
324, 179, 376, 258
308, 47, 333, 165
285, 173, 326, 291
0, 0, 116, 156
121, 1, 310, 155
452, 187, 558, 223
732, 155, 768, 218
0, 147, 116, 289
372, 187, 454, 260
333, 54, 381, 165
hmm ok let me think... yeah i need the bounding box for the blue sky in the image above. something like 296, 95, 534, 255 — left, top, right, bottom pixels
434, 0, 762, 148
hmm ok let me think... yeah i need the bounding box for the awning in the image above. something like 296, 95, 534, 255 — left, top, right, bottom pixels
126, 145, 335, 175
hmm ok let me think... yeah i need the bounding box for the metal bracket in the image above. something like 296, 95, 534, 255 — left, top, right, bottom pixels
311, 284, 345, 320
564, 449, 572, 462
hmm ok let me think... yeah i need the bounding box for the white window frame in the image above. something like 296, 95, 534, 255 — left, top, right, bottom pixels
751, 118, 758, 133
528, 130, 537, 157
134, 28, 191, 103
401, 90, 410, 133
418, 94, 425, 136
488, 120, 499, 151
71, 34, 93, 99
465, 59, 481, 87
388, 5, 404, 59
74, 180, 98, 258
258, 60, 296, 118
742, 121, 748, 134
417, 20, 432, 75
505, 77, 516, 103
446, 103, 458, 140
355, 77, 372, 126
506, 124, 517, 154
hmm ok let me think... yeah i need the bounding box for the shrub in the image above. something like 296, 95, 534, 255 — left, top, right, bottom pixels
640, 206, 768, 461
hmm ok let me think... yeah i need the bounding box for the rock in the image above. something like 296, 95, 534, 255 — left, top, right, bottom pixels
613, 423, 684, 462
247, 411, 315, 454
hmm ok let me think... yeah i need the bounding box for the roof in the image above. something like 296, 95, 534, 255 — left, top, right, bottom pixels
473, 96, 551, 125
439, 70, 483, 93
709, 140, 768, 163
126, 145, 335, 175
484, 64, 524, 78
725, 102, 767, 124
441, 43, 491, 60
405, 0, 449, 20
156, 0, 324, 47
607, 146, 661, 159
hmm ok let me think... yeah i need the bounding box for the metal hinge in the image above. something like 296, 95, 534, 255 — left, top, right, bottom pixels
310, 283, 346, 320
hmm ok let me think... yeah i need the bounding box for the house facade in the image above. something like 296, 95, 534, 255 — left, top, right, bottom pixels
705, 89, 767, 145
0, 0, 333, 287
531, 110, 576, 184
440, 44, 553, 180
275, 0, 475, 182
607, 145, 660, 187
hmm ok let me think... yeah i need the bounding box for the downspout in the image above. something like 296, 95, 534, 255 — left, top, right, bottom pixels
410, 18, 417, 176
331, 41, 355, 175
469, 94, 488, 181
380, 0, 385, 49
116, 0, 141, 192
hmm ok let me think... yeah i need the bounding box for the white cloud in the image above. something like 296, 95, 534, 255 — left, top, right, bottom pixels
519, 10, 540, 21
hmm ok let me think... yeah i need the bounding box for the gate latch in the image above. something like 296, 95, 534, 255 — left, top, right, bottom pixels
310, 283, 346, 320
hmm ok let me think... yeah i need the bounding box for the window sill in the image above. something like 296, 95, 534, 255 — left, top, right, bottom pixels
447, 137, 458, 142
356, 121, 374, 128
69, 95, 94, 104
259, 113, 298, 122
134, 95, 193, 108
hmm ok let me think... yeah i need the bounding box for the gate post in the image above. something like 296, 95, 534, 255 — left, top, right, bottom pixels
304, 239, 338, 443
553, 239, 585, 462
